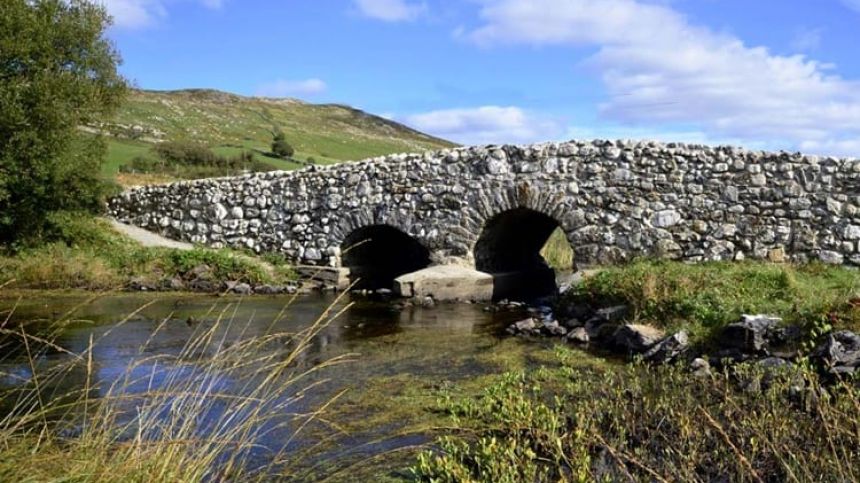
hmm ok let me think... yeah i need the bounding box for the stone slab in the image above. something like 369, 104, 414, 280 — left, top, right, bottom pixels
394, 265, 494, 302
295, 266, 351, 291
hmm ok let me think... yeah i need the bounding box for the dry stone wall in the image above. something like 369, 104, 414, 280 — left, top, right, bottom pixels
108, 139, 860, 268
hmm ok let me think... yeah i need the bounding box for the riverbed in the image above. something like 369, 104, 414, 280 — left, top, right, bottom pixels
0, 292, 604, 481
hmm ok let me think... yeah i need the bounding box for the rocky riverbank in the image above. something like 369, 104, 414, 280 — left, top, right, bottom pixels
505, 302, 860, 382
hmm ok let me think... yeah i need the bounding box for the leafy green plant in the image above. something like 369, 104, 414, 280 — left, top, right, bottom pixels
413, 351, 860, 482
271, 129, 295, 159
0, 0, 127, 246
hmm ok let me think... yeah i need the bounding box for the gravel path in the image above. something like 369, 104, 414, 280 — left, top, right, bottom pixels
107, 219, 194, 250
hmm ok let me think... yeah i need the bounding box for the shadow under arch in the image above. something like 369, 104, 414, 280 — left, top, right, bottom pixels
341, 225, 431, 290
474, 208, 569, 301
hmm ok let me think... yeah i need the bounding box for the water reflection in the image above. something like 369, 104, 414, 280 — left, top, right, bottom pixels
0, 292, 534, 479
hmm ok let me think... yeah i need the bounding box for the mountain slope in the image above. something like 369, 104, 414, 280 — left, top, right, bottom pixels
99, 89, 456, 180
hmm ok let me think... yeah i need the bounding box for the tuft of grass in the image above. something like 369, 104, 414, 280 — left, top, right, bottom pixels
0, 295, 354, 481
561, 260, 860, 339
412, 347, 860, 482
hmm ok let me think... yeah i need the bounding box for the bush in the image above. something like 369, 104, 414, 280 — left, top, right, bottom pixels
0, 0, 127, 247
271, 130, 294, 158
120, 144, 269, 179
154, 141, 224, 167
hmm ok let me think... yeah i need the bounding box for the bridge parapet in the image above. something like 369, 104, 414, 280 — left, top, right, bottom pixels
108, 139, 860, 272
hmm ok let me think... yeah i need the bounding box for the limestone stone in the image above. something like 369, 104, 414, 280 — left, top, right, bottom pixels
106, 139, 860, 268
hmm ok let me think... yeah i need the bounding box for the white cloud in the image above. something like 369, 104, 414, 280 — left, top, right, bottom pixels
353, 0, 426, 22
466, 0, 860, 156
98, 0, 224, 29
255, 78, 328, 98
401, 106, 562, 145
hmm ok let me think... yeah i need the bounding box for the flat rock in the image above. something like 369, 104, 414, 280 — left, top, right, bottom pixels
394, 265, 493, 302
612, 324, 665, 353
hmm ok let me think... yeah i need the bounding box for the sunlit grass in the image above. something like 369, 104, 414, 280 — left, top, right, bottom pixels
540, 228, 574, 271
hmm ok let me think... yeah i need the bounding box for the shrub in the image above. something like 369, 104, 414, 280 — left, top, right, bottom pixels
121, 145, 267, 179
271, 130, 294, 158
0, 0, 127, 247
153, 141, 223, 167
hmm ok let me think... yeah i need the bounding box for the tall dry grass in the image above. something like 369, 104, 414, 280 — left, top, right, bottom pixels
0, 293, 354, 481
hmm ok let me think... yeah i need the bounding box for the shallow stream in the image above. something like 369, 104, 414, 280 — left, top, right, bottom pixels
0, 292, 597, 480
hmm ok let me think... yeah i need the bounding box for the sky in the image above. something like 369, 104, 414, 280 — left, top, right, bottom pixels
100, 0, 860, 156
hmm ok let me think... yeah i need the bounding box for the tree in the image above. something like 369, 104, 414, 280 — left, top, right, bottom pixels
0, 0, 127, 246
271, 129, 294, 159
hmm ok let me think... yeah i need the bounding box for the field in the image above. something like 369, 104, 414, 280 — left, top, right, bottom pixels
98, 89, 456, 181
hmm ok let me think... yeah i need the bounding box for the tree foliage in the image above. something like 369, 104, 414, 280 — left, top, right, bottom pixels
0, 0, 127, 246
271, 129, 294, 158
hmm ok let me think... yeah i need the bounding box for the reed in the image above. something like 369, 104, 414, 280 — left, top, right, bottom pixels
0, 293, 353, 481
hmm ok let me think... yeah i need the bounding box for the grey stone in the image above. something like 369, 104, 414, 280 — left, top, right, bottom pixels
507, 317, 538, 335
566, 327, 590, 344
612, 324, 666, 353
720, 314, 782, 354
813, 330, 860, 374
690, 358, 711, 377
105, 140, 860, 272
643, 331, 689, 363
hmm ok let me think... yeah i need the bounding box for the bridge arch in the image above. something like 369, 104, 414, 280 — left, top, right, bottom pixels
341, 224, 431, 290
474, 208, 573, 300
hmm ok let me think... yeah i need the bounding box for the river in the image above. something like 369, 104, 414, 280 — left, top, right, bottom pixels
0, 292, 593, 481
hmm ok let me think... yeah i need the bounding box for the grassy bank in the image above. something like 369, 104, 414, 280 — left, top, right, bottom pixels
412, 347, 860, 482
560, 259, 860, 342
0, 213, 294, 291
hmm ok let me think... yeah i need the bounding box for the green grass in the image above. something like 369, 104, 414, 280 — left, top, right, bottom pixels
100, 89, 456, 183
0, 213, 294, 290
540, 228, 574, 271
412, 347, 860, 482
103, 139, 152, 176
561, 259, 860, 341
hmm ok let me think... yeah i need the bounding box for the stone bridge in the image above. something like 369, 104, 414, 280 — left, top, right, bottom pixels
108, 139, 860, 298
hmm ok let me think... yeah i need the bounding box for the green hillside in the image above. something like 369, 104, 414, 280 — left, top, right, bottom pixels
96, 89, 456, 182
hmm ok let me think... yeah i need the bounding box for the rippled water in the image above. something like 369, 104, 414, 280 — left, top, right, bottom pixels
0, 292, 566, 480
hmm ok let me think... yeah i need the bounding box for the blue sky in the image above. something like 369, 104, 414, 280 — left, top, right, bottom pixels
102, 0, 860, 156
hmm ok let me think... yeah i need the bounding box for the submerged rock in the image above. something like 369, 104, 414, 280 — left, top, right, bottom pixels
507, 317, 538, 336
254, 284, 283, 295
